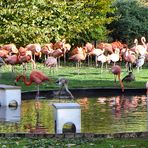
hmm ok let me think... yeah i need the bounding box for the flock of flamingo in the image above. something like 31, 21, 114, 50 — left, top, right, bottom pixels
0, 36, 148, 97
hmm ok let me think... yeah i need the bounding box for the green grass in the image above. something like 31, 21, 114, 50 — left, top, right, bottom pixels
0, 137, 148, 148
0, 62, 148, 92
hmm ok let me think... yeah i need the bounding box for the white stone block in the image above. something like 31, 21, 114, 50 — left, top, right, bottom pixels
53, 103, 81, 134
0, 84, 21, 106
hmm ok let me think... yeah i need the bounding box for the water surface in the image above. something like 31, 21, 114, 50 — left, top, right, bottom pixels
0, 94, 147, 134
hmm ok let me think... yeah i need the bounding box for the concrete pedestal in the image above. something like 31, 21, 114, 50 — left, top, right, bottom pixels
0, 106, 21, 122
0, 84, 21, 106
53, 103, 81, 134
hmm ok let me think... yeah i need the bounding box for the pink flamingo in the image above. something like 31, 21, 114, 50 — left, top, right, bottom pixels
15, 70, 50, 99
111, 65, 124, 92
69, 47, 87, 74
1, 43, 18, 55
25, 43, 42, 62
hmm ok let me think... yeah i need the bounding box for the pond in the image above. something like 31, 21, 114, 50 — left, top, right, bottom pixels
0, 94, 147, 134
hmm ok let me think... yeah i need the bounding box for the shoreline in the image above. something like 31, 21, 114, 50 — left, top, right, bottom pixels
22, 88, 147, 100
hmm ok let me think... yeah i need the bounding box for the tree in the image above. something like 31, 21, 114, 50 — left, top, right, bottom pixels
108, 0, 148, 45
0, 0, 115, 47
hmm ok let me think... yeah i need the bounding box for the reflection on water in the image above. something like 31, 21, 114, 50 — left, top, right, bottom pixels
0, 95, 147, 134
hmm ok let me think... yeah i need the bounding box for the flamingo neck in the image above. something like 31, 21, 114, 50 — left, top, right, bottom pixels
64, 84, 74, 99
16, 75, 32, 86
141, 37, 146, 48
118, 73, 124, 92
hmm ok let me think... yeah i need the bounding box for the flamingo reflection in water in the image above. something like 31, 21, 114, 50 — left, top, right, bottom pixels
97, 95, 146, 119
112, 95, 146, 119
77, 97, 89, 111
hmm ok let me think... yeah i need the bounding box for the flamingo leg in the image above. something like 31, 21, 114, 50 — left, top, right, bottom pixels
87, 55, 90, 66
105, 63, 108, 70
118, 74, 124, 92
35, 84, 40, 100
76, 62, 80, 75
100, 63, 104, 73
114, 75, 117, 87
64, 52, 66, 65
58, 57, 61, 67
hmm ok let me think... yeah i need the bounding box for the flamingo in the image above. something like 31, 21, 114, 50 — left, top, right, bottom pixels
18, 47, 36, 72
111, 65, 124, 92
132, 37, 147, 56
0, 43, 18, 55
44, 56, 57, 74
50, 49, 63, 67
61, 42, 71, 65
25, 43, 42, 62
123, 48, 137, 72
88, 48, 104, 67
96, 42, 114, 55
111, 41, 124, 51
15, 70, 50, 99
53, 40, 65, 50
53, 40, 66, 66
5, 54, 19, 72
97, 53, 110, 73
84, 42, 94, 66
56, 78, 74, 99
41, 43, 54, 60
0, 49, 9, 58
69, 47, 87, 74
109, 48, 120, 66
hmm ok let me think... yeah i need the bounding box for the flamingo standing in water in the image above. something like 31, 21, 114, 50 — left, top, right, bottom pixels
15, 70, 50, 99
111, 65, 124, 92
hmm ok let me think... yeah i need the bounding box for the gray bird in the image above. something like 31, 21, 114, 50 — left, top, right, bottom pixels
56, 78, 74, 99
122, 72, 135, 82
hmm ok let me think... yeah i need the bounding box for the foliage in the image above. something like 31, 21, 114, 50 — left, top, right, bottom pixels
107, 0, 148, 45
0, 0, 115, 47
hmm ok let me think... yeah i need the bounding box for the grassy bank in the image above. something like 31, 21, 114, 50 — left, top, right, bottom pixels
0, 137, 148, 147
0, 62, 147, 92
